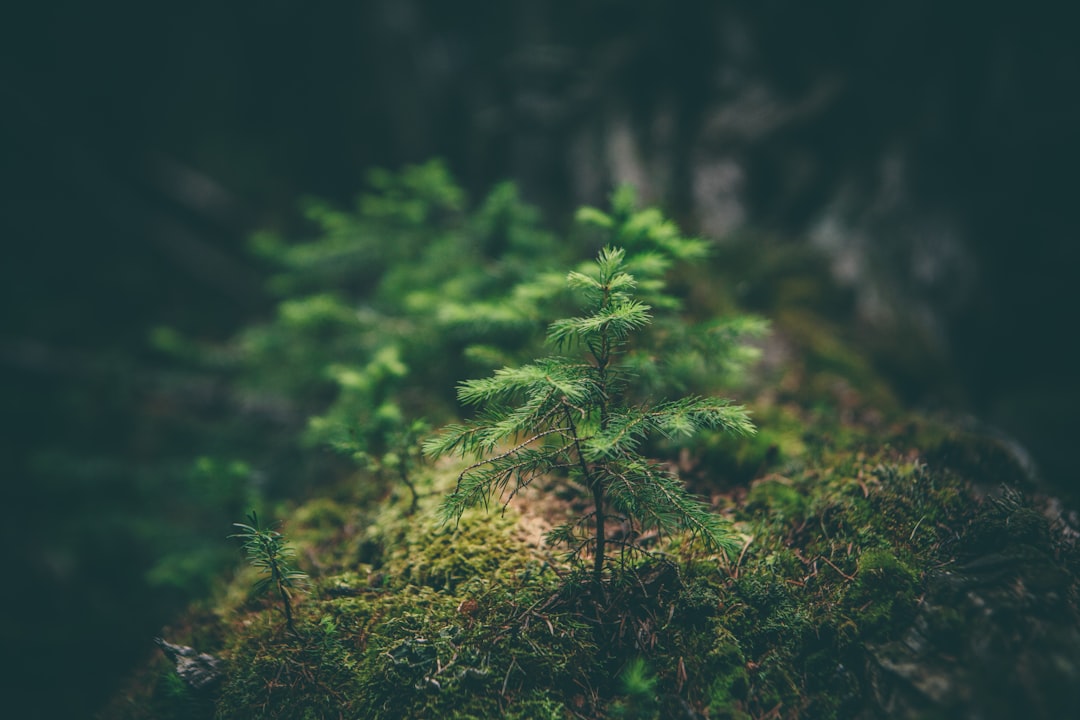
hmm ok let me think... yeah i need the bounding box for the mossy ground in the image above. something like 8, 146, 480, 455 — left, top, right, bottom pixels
102, 303, 1079, 719
106, 426, 1070, 718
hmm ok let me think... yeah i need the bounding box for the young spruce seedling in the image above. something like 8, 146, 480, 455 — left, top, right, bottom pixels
425, 246, 755, 588
230, 512, 308, 635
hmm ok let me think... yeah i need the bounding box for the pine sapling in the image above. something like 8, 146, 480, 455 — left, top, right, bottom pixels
230, 512, 309, 635
425, 246, 755, 589
378, 418, 431, 514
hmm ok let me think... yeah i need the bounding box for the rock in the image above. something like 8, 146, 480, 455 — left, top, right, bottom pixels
154, 637, 224, 691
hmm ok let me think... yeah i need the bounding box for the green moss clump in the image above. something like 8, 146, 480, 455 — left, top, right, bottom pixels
703, 631, 751, 718
845, 548, 920, 639
197, 489, 599, 719
745, 479, 807, 526
379, 507, 533, 591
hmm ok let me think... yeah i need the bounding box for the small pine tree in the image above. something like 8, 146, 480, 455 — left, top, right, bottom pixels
425, 246, 755, 588
351, 417, 431, 514
230, 512, 309, 635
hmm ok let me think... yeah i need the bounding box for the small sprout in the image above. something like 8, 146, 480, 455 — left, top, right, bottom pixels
230, 511, 308, 636
611, 657, 659, 719
621, 657, 658, 697
383, 418, 431, 514
426, 246, 754, 590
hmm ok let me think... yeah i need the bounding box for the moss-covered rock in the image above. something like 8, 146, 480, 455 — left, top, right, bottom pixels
102, 249, 1080, 719
104, 408, 1080, 720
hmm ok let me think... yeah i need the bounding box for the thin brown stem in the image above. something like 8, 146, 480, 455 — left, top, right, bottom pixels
398, 463, 419, 514
563, 401, 605, 589
273, 566, 298, 636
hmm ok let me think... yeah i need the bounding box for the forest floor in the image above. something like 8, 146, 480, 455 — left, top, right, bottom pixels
101, 317, 1080, 719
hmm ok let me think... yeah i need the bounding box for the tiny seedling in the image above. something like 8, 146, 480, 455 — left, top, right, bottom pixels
610, 657, 659, 719
380, 418, 432, 514
426, 246, 755, 589
230, 511, 308, 635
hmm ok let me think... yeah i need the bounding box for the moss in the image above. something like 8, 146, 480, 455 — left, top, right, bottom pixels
107, 332, 1078, 720
115, 429, 1071, 720
339, 583, 591, 719
703, 631, 751, 718
844, 548, 920, 639
290, 497, 353, 538
379, 506, 531, 591
198, 485, 600, 719
745, 478, 806, 526
958, 489, 1053, 557
697, 405, 808, 484
215, 623, 362, 719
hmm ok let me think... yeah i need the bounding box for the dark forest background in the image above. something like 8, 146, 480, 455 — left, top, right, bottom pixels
3, 1, 1078, 716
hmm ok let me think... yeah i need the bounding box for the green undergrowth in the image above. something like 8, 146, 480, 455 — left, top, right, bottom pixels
103, 414, 1053, 719
101, 168, 1077, 719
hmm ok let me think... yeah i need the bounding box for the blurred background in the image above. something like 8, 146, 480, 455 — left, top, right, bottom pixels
3, 0, 1077, 716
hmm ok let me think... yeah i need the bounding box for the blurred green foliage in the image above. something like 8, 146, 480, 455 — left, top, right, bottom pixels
50, 159, 767, 716
153, 159, 768, 541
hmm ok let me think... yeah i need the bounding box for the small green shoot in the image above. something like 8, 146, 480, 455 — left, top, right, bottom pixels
426, 246, 755, 589
230, 511, 309, 636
